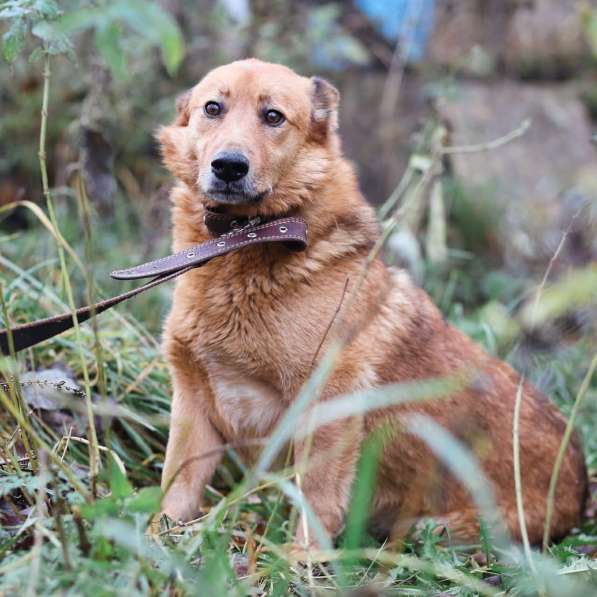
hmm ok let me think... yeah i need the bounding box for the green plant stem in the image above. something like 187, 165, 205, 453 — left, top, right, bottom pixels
52, 473, 72, 571
75, 174, 107, 399
0, 282, 17, 358
0, 284, 35, 467
38, 53, 100, 481
26, 450, 48, 597
542, 352, 597, 550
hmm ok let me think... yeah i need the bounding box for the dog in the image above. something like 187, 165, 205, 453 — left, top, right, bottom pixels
156, 58, 586, 546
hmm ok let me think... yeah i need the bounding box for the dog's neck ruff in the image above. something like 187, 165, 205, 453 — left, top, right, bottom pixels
0, 215, 308, 354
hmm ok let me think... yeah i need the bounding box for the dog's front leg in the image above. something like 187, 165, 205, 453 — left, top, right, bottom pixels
160, 364, 223, 523
294, 412, 363, 547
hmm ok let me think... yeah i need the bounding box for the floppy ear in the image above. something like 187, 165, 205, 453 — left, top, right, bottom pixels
156, 123, 197, 187
174, 89, 192, 126
309, 76, 340, 143
154, 89, 198, 186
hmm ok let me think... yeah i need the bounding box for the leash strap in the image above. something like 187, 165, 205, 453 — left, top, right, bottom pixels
0, 217, 307, 355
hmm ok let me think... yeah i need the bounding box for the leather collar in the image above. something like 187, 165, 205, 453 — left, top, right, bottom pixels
112, 216, 308, 280
204, 205, 285, 236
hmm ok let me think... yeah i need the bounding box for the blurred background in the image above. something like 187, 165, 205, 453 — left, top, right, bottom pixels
2, 1, 596, 268
2, 0, 596, 269
0, 0, 596, 428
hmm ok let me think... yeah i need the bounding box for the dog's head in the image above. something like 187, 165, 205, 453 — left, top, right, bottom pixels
158, 59, 340, 214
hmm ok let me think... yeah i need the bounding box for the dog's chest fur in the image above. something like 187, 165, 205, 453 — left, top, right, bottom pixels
193, 253, 297, 363
174, 248, 338, 437
204, 357, 285, 438
185, 246, 341, 360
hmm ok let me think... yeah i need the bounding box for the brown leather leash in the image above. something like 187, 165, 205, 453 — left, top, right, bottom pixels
0, 211, 308, 355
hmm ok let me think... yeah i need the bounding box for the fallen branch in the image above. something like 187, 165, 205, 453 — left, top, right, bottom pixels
441, 119, 531, 155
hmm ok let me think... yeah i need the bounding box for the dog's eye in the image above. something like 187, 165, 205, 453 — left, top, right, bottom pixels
264, 109, 285, 127
204, 101, 222, 117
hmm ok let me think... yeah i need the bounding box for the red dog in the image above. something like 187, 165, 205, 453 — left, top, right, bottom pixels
156, 59, 586, 546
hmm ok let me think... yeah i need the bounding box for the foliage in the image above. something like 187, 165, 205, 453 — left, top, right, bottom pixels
1, 0, 68, 62
0, 0, 184, 75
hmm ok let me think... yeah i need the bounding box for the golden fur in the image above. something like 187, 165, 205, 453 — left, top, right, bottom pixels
157, 59, 586, 545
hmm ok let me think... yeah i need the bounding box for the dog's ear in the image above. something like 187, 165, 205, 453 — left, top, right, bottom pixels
155, 88, 197, 185
174, 89, 192, 126
156, 123, 197, 187
309, 76, 340, 143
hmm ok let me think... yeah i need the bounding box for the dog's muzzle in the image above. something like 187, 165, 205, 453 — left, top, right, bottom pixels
203, 151, 267, 204
211, 151, 249, 183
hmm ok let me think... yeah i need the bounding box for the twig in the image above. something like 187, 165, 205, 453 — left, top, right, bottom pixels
295, 472, 315, 592
60, 425, 73, 462
0, 287, 35, 466
342, 144, 440, 320
511, 207, 581, 589
52, 477, 72, 571
255, 442, 294, 556
38, 53, 100, 479
379, 38, 404, 121
72, 506, 91, 557
75, 174, 108, 400
512, 380, 538, 580
379, 2, 426, 120
531, 208, 581, 322
543, 353, 597, 551
26, 450, 49, 597
309, 277, 350, 372
441, 119, 531, 155
0, 282, 16, 358
54, 435, 126, 475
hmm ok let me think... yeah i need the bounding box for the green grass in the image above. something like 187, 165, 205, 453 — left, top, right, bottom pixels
2, 4, 597, 595
1, 178, 596, 596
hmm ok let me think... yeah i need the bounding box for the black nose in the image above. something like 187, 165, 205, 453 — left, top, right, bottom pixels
211, 151, 249, 183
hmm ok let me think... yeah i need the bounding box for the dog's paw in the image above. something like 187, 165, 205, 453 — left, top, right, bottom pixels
293, 531, 320, 552
292, 512, 341, 555
283, 542, 334, 569
147, 510, 190, 533
159, 486, 202, 524
289, 530, 334, 563
146, 512, 171, 539
283, 541, 314, 564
